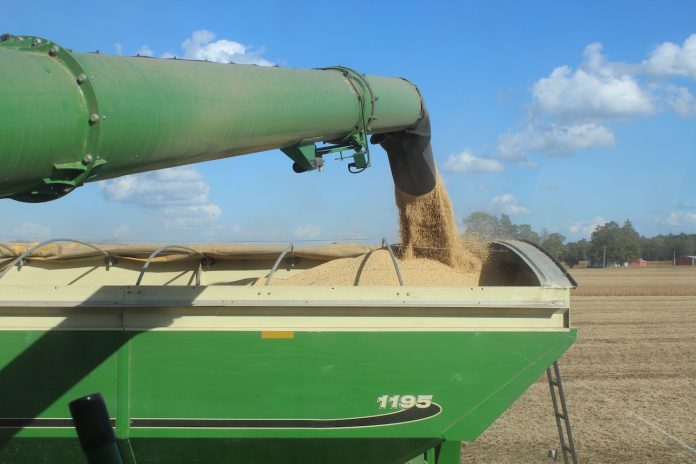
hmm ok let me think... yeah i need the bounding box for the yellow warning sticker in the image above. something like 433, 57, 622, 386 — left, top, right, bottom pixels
261, 331, 295, 339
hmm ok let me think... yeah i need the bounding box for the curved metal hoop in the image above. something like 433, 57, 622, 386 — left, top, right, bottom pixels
264, 244, 294, 286
381, 238, 404, 286
135, 245, 208, 286
0, 238, 115, 280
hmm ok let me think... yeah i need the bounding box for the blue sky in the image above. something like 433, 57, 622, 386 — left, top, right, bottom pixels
2, 0, 695, 244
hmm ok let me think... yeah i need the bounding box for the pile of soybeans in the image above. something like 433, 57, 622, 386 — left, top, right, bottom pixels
278, 176, 486, 286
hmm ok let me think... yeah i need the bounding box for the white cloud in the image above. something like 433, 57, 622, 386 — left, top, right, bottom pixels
497, 123, 615, 159
663, 211, 696, 227
494, 34, 696, 166
137, 45, 155, 57
443, 150, 504, 174
643, 34, 696, 79
114, 43, 123, 55
101, 166, 211, 207
490, 194, 530, 215
146, 31, 273, 65
568, 216, 609, 237
497, 132, 530, 161
540, 183, 560, 191
12, 223, 51, 240
179, 30, 273, 65
532, 43, 654, 122
293, 224, 323, 240
100, 166, 221, 229
666, 85, 696, 116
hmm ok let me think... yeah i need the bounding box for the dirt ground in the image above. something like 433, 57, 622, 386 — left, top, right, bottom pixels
571, 267, 696, 296
461, 267, 696, 463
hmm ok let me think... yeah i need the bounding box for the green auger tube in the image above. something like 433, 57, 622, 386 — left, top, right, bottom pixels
0, 34, 436, 202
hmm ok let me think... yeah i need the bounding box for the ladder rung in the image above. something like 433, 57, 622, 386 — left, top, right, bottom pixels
549, 380, 559, 387
556, 413, 566, 420
562, 445, 573, 452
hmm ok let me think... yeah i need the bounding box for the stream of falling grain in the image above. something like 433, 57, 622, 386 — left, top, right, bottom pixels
395, 175, 484, 272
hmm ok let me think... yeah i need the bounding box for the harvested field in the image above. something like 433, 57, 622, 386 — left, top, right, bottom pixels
461, 267, 696, 463
571, 266, 696, 296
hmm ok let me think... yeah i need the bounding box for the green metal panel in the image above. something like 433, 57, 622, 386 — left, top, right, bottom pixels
0, 331, 120, 420
0, 328, 575, 463
127, 331, 574, 440
0, 36, 423, 201
0, 439, 84, 462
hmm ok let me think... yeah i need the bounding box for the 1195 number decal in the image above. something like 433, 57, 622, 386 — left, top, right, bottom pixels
376, 395, 433, 410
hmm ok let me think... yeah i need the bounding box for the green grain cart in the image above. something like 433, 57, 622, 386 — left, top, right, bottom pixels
0, 34, 577, 463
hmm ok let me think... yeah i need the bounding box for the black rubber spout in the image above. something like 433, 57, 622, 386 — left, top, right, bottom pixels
371, 106, 437, 196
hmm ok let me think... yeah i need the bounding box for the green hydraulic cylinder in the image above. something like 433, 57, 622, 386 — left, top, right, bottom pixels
0, 34, 425, 202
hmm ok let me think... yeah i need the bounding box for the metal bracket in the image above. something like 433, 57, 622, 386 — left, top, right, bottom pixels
320, 132, 370, 173
282, 65, 375, 174
10, 158, 108, 203
281, 131, 369, 174
46, 158, 106, 185
281, 144, 319, 173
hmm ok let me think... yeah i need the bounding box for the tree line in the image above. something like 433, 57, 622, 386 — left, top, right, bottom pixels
462, 212, 696, 267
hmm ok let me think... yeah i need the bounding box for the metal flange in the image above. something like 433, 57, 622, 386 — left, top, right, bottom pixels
1, 34, 106, 202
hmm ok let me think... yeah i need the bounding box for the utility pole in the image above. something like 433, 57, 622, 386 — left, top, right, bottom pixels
673, 250, 676, 266
603, 246, 607, 268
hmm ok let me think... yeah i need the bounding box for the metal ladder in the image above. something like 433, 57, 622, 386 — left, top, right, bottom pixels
547, 361, 578, 464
